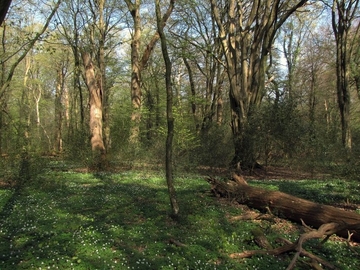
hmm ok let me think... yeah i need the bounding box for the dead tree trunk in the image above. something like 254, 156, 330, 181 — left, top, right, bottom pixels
207, 173, 360, 242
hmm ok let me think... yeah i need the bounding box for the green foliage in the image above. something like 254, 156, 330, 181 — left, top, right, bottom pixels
254, 100, 306, 164
197, 124, 234, 168
65, 128, 93, 167
1, 170, 359, 269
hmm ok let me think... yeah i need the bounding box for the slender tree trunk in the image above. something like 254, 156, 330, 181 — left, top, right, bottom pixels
333, 14, 352, 151
0, 0, 61, 104
19, 56, 32, 183
125, 0, 144, 144
182, 56, 198, 128
334, 28, 352, 151
155, 0, 178, 217
54, 64, 65, 153
215, 70, 225, 125
125, 0, 176, 145
0, 22, 6, 155
74, 48, 84, 127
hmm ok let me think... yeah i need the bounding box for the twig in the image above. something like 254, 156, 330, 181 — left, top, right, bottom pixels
277, 238, 337, 270
169, 238, 187, 247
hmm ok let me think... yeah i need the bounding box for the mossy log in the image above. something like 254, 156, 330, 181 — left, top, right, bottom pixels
207, 173, 360, 242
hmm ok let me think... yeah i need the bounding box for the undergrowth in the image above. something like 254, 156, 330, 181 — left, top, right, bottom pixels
0, 164, 359, 269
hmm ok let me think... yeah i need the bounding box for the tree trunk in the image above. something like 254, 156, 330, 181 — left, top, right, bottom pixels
125, 0, 176, 145
0, 0, 12, 26
155, 0, 179, 217
54, 63, 65, 153
0, 0, 61, 104
331, 0, 360, 152
82, 52, 106, 166
125, 0, 142, 145
210, 0, 308, 170
182, 56, 198, 128
97, 0, 111, 152
207, 174, 360, 242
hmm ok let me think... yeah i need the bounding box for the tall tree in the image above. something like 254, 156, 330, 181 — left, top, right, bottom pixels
125, 0, 175, 144
0, 0, 61, 104
57, 0, 86, 129
0, 0, 61, 155
155, 0, 178, 217
210, 0, 308, 169
54, 51, 70, 153
331, 0, 359, 151
82, 52, 106, 165
172, 1, 226, 131
57, 0, 124, 159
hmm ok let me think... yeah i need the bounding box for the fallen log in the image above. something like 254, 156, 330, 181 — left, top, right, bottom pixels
206, 173, 360, 242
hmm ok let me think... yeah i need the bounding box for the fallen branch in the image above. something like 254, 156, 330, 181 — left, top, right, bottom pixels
169, 238, 187, 247
277, 238, 337, 270
230, 224, 338, 270
206, 174, 360, 242
287, 223, 341, 270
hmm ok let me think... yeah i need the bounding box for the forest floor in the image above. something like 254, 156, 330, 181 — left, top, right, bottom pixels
197, 165, 331, 180
0, 162, 359, 269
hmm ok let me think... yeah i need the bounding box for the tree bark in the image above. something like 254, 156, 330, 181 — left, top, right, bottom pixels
331, 0, 359, 152
207, 173, 360, 242
54, 62, 66, 153
155, 0, 179, 217
82, 52, 106, 164
210, 0, 308, 169
125, 0, 176, 144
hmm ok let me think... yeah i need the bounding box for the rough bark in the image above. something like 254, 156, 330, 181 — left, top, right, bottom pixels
97, 0, 110, 152
82, 52, 106, 159
210, 0, 308, 169
207, 173, 360, 242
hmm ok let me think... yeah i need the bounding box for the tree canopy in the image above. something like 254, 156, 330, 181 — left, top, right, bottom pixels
0, 0, 359, 175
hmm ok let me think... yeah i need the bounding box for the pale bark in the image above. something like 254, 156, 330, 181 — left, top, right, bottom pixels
210, 0, 308, 169
82, 52, 105, 155
54, 63, 66, 153
97, 0, 110, 151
